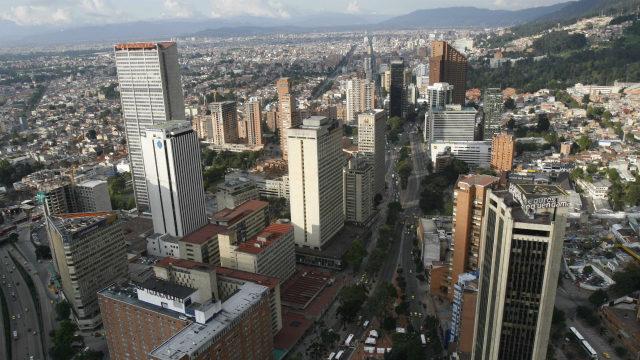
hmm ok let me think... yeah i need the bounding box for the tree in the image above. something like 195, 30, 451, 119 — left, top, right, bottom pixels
385, 333, 426, 360
576, 135, 591, 152
582, 94, 590, 105
382, 316, 397, 331
336, 285, 368, 323
589, 289, 609, 307
86, 129, 97, 140
536, 114, 551, 132
55, 300, 71, 320
582, 265, 594, 277
49, 319, 78, 359
610, 263, 640, 296
343, 240, 366, 271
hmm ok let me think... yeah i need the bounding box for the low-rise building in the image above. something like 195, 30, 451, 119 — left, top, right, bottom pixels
216, 176, 260, 209
212, 199, 269, 243
146, 233, 180, 258
431, 141, 491, 169
178, 224, 227, 265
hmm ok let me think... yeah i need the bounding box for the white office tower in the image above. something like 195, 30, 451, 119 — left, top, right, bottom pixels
114, 42, 185, 212
343, 155, 373, 225
427, 82, 454, 109
287, 116, 344, 249
424, 105, 480, 144
357, 110, 386, 196
142, 121, 208, 237
346, 78, 375, 124
472, 184, 569, 360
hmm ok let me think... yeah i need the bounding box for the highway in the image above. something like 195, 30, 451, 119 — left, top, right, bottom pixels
0, 244, 44, 360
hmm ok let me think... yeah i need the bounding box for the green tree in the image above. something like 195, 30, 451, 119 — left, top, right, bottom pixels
343, 240, 366, 271
576, 135, 591, 152
536, 114, 551, 132
588, 289, 609, 307
336, 285, 368, 323
55, 301, 71, 320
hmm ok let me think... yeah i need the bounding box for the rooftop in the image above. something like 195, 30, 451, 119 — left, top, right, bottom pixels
457, 174, 499, 188
149, 283, 269, 360
49, 212, 117, 241
98, 282, 190, 321
114, 41, 175, 50
139, 277, 197, 300
215, 267, 279, 290
180, 224, 228, 245
236, 223, 293, 255
146, 121, 192, 137
212, 199, 268, 226
154, 257, 215, 272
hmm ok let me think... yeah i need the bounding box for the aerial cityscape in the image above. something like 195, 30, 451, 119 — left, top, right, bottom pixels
1, 0, 640, 359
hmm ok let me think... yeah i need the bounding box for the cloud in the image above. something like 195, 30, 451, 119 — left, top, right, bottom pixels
210, 0, 290, 18
0, 5, 72, 26
346, 0, 360, 14
164, 0, 193, 18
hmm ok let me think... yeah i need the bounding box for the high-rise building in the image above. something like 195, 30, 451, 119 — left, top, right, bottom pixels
364, 34, 376, 81
483, 88, 504, 140
429, 41, 468, 105
427, 82, 454, 109
142, 121, 208, 237
357, 110, 386, 196
343, 155, 374, 225
425, 105, 481, 144
277, 78, 298, 160
245, 99, 263, 146
472, 184, 569, 360
491, 133, 515, 172
209, 101, 238, 145
450, 272, 479, 357
288, 116, 344, 249
75, 180, 112, 212
346, 78, 375, 124
114, 42, 185, 211
99, 279, 273, 360
47, 212, 127, 329
219, 223, 296, 282
448, 175, 499, 300
389, 60, 405, 118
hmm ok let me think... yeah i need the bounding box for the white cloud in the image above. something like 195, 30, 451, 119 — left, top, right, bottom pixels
210, 0, 290, 18
164, 0, 193, 18
0, 5, 72, 26
346, 0, 360, 14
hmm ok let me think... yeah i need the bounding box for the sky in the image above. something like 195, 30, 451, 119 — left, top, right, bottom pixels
0, 0, 570, 27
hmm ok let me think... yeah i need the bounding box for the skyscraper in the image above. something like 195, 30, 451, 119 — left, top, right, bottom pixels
343, 155, 374, 225
47, 211, 127, 329
277, 78, 298, 160
287, 116, 344, 249
491, 133, 515, 172
389, 60, 405, 118
430, 41, 468, 105
209, 101, 238, 145
245, 99, 263, 146
114, 42, 185, 212
364, 34, 376, 81
448, 174, 499, 300
346, 78, 375, 124
483, 88, 504, 140
427, 82, 454, 109
357, 110, 386, 196
472, 184, 569, 360
425, 105, 481, 144
142, 121, 207, 237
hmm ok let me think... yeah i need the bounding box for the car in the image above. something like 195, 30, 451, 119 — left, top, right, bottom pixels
603, 353, 611, 359
11, 315, 15, 320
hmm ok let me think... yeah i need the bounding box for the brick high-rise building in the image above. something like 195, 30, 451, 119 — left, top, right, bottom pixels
245, 99, 263, 146
209, 101, 238, 145
429, 41, 468, 105
277, 78, 299, 160
448, 175, 499, 300
490, 133, 515, 172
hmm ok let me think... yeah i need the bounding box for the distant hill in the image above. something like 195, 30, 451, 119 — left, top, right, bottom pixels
376, 4, 571, 29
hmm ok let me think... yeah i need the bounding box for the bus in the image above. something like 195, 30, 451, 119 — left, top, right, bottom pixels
327, 352, 336, 360
335, 350, 345, 360
570, 327, 598, 359
344, 334, 354, 347
420, 334, 427, 347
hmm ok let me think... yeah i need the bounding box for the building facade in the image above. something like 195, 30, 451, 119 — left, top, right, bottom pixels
209, 101, 238, 145
142, 121, 208, 237
277, 78, 298, 160
472, 184, 569, 360
47, 212, 127, 329
429, 41, 468, 105
357, 110, 386, 196
425, 105, 480, 144
431, 141, 492, 169
483, 88, 503, 140
427, 82, 454, 109
491, 133, 515, 172
343, 155, 374, 225
389, 60, 405, 118
114, 42, 185, 211
346, 78, 375, 124
245, 99, 263, 146
288, 116, 344, 249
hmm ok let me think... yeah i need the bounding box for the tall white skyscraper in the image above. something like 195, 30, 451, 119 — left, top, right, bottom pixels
357, 110, 386, 196
472, 184, 569, 360
346, 78, 375, 124
427, 82, 454, 109
142, 121, 207, 237
424, 104, 481, 144
287, 116, 344, 249
114, 42, 185, 212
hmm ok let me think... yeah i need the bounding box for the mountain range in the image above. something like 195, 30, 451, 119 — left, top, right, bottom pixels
0, 0, 635, 48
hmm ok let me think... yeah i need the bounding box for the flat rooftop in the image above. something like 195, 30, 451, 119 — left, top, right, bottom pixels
49, 212, 117, 241
149, 283, 269, 360
215, 267, 279, 290
98, 282, 188, 321
180, 223, 228, 245
154, 257, 215, 272
114, 41, 175, 50
139, 277, 196, 300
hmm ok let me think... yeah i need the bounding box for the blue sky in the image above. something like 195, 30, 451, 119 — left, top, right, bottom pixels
0, 0, 569, 26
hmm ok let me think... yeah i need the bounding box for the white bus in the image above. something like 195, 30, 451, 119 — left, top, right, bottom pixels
327, 352, 336, 360
335, 350, 345, 360
345, 334, 354, 347
420, 334, 427, 347
570, 326, 598, 359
